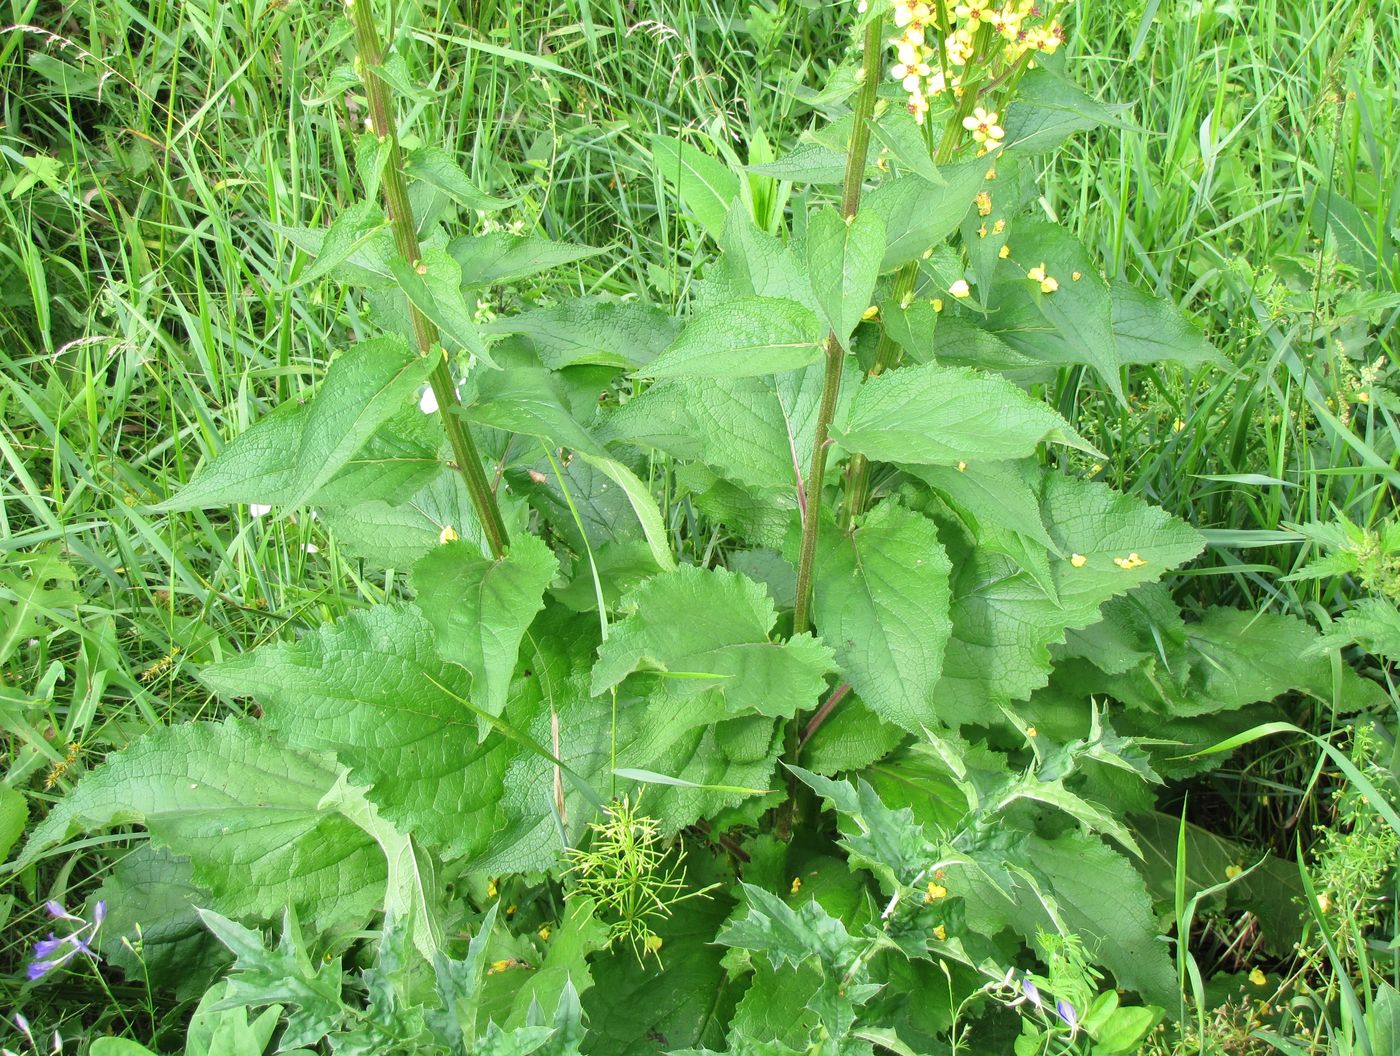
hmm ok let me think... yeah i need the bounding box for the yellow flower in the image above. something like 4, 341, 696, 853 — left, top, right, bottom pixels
949, 279, 971, 298
932, 924, 948, 941
954, 3, 990, 29
893, 0, 932, 28
489, 959, 513, 975
862, 305, 879, 320
1070, 553, 1086, 568
956, 460, 967, 471
1072, 271, 1083, 281
998, 244, 1010, 258
962, 106, 1004, 148
439, 524, 459, 544
538, 925, 552, 941
1249, 967, 1267, 987
486, 878, 498, 897
1225, 864, 1243, 879
891, 42, 933, 93
790, 876, 803, 895
925, 881, 948, 901
930, 298, 944, 312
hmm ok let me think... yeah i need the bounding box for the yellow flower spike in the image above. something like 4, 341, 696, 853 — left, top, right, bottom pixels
861, 305, 880, 321
438, 524, 459, 545
962, 106, 1004, 148
1249, 968, 1267, 987
949, 279, 971, 298
1070, 553, 1086, 568
998, 244, 1010, 259
932, 924, 948, 941
790, 877, 803, 895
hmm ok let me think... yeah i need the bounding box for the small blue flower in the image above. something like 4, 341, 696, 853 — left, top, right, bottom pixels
26, 901, 104, 983
1056, 998, 1079, 1039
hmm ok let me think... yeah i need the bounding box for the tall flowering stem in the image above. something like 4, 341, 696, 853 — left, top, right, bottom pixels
346, 0, 510, 559
789, 17, 886, 640
840, 3, 1060, 528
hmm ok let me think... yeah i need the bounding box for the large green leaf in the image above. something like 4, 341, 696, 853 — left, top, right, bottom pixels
403, 146, 507, 212
1000, 68, 1134, 154
805, 208, 885, 346
389, 247, 493, 367
904, 459, 1055, 552
984, 220, 1124, 400
933, 474, 1204, 724
581, 889, 738, 1055
640, 297, 824, 379
480, 897, 609, 1029
650, 134, 740, 240
412, 535, 559, 725
15, 720, 385, 927
605, 359, 859, 501
1110, 280, 1224, 368
833, 362, 1092, 466
202, 606, 532, 860
813, 501, 952, 733
160, 336, 436, 511
592, 565, 834, 721
964, 830, 1177, 1006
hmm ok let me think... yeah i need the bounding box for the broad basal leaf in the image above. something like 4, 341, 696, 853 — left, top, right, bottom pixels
806, 207, 885, 346
412, 535, 558, 727
16, 719, 385, 928
641, 297, 823, 379
160, 335, 436, 512
812, 501, 952, 733
201, 606, 532, 860
592, 565, 834, 721
833, 362, 1092, 466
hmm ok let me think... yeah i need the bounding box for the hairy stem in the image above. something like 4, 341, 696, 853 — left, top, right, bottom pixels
790, 18, 884, 639
348, 0, 510, 559
838, 34, 1000, 529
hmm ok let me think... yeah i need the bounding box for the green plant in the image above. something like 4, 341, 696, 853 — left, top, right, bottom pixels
5, 0, 1394, 1052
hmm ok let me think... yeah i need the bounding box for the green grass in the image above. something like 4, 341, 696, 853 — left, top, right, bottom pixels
1, 0, 1397, 1047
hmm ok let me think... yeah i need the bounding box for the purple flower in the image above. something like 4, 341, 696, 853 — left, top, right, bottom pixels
1056, 998, 1079, 1038
1021, 978, 1042, 1009
25, 901, 104, 983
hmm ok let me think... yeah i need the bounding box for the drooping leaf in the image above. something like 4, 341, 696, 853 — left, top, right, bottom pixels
834, 362, 1093, 466
650, 134, 740, 240
16, 720, 385, 928
404, 146, 507, 211
449, 233, 602, 287
160, 336, 437, 512
718, 212, 820, 314
592, 565, 835, 721
985, 220, 1124, 400
484, 298, 681, 370
904, 459, 1055, 552
640, 297, 824, 379
389, 248, 494, 367
412, 535, 559, 726
1110, 280, 1224, 367
1000, 68, 1135, 154
805, 208, 885, 345
863, 160, 991, 269
747, 141, 849, 184
291, 200, 394, 286
868, 107, 942, 185
812, 501, 952, 733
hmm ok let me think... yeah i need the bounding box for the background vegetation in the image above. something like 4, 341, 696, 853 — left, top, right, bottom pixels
1, 0, 1397, 1050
